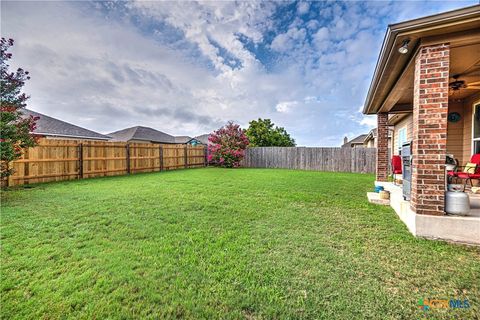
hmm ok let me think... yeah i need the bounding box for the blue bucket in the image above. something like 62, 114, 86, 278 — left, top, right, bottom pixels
374, 185, 384, 193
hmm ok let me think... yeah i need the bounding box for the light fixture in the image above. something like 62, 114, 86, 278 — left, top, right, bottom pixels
398, 39, 410, 54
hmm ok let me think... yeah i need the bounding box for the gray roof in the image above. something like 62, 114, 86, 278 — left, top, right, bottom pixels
174, 136, 192, 144
108, 126, 176, 143
192, 134, 210, 145
22, 108, 110, 140
364, 128, 393, 142
342, 134, 368, 148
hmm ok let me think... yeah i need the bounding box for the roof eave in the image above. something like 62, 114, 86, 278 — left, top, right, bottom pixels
32, 132, 111, 140
363, 4, 480, 115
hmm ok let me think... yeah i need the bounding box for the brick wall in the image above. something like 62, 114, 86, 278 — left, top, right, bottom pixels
411, 43, 450, 215
376, 113, 389, 182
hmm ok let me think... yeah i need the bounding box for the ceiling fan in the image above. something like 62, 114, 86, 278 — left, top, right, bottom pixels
449, 72, 480, 95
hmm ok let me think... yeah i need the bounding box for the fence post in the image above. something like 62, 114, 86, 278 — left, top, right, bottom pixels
78, 143, 84, 179
159, 145, 164, 171
126, 143, 131, 174
204, 146, 208, 167
184, 146, 188, 169
351, 148, 355, 173
4, 162, 10, 187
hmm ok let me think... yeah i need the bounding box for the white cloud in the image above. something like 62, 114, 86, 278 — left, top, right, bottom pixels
270, 27, 306, 52
359, 116, 377, 128
276, 101, 298, 113
297, 2, 310, 15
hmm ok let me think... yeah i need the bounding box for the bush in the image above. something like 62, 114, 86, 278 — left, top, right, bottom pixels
208, 122, 249, 168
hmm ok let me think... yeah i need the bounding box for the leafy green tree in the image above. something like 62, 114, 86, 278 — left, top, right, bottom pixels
1, 38, 38, 179
245, 118, 295, 147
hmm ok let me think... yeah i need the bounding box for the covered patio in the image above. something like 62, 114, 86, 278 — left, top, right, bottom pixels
363, 6, 480, 244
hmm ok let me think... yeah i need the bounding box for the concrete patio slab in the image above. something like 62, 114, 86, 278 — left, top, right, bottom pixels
367, 192, 390, 206
373, 181, 480, 245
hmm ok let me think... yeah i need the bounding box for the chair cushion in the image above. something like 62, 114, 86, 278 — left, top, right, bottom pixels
447, 171, 458, 177
464, 163, 477, 174
457, 172, 480, 179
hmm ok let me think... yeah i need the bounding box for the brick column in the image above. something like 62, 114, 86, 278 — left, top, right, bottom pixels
376, 113, 389, 182
411, 43, 450, 215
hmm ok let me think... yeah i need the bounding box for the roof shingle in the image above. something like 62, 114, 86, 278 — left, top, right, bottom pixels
108, 126, 176, 143
342, 134, 368, 148
22, 109, 110, 140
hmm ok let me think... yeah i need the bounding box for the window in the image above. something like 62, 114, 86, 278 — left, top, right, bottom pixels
473, 103, 480, 154
397, 127, 407, 152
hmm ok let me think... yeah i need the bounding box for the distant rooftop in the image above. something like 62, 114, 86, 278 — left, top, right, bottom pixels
192, 134, 210, 145
342, 134, 368, 148
22, 108, 110, 140
108, 126, 176, 143
174, 136, 192, 144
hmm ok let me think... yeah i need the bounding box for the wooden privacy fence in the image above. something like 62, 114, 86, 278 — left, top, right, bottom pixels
6, 139, 207, 186
244, 147, 376, 173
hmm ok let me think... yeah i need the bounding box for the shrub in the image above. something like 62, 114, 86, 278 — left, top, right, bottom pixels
208, 122, 249, 168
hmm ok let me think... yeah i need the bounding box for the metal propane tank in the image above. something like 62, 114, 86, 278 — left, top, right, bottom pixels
445, 191, 470, 215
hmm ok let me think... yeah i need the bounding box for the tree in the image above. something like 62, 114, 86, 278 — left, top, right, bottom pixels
208, 121, 249, 168
245, 118, 295, 147
1, 38, 38, 179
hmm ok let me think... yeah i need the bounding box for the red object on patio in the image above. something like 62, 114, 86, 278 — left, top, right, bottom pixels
391, 155, 402, 184
448, 154, 480, 187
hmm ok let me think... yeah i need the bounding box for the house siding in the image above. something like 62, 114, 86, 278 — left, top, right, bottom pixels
392, 114, 413, 155
390, 93, 479, 165
447, 101, 465, 164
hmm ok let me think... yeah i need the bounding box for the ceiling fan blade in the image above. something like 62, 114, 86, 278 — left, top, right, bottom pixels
467, 81, 480, 86
459, 68, 480, 77
466, 86, 480, 90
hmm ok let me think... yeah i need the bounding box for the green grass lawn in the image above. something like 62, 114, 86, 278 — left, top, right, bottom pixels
1, 168, 479, 319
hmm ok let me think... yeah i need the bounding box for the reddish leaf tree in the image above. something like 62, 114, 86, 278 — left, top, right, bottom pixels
1, 38, 38, 179
208, 121, 249, 168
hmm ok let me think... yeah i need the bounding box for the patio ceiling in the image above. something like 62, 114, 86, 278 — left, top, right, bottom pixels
363, 5, 480, 115
382, 43, 480, 115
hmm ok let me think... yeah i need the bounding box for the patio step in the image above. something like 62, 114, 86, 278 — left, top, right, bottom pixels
367, 192, 390, 206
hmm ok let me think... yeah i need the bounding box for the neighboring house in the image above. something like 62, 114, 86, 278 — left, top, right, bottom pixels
174, 136, 192, 144
21, 108, 110, 141
363, 5, 480, 244
341, 134, 368, 148
108, 126, 176, 144
187, 134, 210, 146
363, 128, 393, 149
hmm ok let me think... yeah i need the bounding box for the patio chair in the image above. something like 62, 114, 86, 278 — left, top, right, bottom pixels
447, 154, 480, 188
391, 155, 402, 185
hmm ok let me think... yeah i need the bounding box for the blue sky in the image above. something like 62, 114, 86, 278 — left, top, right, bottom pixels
1, 1, 476, 146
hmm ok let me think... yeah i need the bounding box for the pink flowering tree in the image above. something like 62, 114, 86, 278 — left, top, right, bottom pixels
1, 38, 38, 179
208, 121, 249, 168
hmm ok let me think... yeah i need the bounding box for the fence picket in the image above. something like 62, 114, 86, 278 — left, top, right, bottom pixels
5, 138, 207, 186
244, 147, 376, 173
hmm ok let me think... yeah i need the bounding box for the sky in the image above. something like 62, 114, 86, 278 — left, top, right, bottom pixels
1, 1, 477, 146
